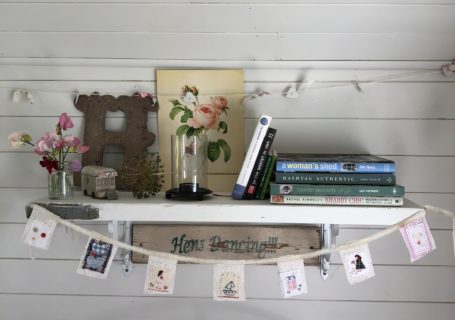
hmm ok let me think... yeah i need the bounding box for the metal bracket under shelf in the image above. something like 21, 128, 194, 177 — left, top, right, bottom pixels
108, 220, 134, 276
320, 224, 339, 280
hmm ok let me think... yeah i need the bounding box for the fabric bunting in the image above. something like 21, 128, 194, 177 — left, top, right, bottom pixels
277, 258, 308, 298
399, 216, 436, 262
339, 244, 375, 285
144, 256, 177, 295
213, 264, 245, 301
19, 204, 454, 301
77, 238, 117, 279
22, 206, 57, 250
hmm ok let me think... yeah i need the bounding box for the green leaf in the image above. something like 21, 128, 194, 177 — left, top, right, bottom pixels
176, 124, 190, 136
217, 139, 231, 162
186, 127, 196, 138
180, 110, 193, 123
219, 121, 228, 134
170, 99, 182, 106
169, 106, 185, 120
207, 141, 221, 162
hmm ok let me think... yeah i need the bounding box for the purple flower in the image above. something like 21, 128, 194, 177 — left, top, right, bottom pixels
70, 159, 82, 172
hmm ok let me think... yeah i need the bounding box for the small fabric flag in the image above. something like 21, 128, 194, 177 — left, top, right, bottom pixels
277, 259, 308, 298
77, 238, 117, 279
144, 256, 177, 295
400, 216, 436, 262
213, 264, 245, 301
339, 244, 375, 285
22, 206, 57, 250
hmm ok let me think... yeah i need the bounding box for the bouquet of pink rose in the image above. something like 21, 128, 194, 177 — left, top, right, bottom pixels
169, 85, 231, 162
8, 113, 89, 174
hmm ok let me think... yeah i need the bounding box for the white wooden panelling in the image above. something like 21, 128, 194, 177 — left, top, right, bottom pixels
0, 0, 454, 316
1, 224, 453, 266
1, 295, 454, 320
1, 4, 454, 33
3, 117, 455, 156
247, 119, 455, 156
2, 82, 455, 119
4, 0, 455, 4
1, 261, 454, 302
0, 33, 454, 60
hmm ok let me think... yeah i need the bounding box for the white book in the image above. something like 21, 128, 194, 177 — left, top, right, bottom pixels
232, 114, 272, 200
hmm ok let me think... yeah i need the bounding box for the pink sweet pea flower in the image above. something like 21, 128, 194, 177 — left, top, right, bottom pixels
63, 135, 81, 147
58, 113, 74, 130
42, 132, 60, 142
76, 144, 89, 154
8, 131, 28, 147
70, 159, 82, 172
34, 136, 53, 156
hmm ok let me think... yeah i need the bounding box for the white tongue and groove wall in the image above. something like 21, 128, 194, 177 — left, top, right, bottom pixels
0, 1, 454, 319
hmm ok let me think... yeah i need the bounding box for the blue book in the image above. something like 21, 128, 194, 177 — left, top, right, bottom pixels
276, 154, 396, 173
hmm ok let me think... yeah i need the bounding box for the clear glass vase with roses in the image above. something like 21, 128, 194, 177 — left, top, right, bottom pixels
8, 113, 89, 199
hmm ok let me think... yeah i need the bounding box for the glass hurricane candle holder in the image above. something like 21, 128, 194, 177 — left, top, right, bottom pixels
166, 134, 212, 200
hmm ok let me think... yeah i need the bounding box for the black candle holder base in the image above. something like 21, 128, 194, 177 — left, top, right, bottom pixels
165, 183, 212, 201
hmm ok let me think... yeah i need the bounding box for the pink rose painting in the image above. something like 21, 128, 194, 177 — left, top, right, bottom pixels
169, 85, 231, 163
157, 69, 244, 192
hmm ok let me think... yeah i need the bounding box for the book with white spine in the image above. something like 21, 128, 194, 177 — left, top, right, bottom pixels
232, 114, 272, 200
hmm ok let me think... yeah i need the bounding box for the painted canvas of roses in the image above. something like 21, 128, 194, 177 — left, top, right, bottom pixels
157, 70, 244, 192
169, 85, 231, 163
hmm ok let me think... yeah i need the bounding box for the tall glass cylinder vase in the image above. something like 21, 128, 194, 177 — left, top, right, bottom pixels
166, 134, 211, 200
48, 165, 74, 200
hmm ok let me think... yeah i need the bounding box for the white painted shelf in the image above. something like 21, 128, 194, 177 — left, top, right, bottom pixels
28, 192, 423, 226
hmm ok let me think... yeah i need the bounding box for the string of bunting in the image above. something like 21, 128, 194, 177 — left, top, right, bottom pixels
3, 66, 453, 104
23, 203, 454, 300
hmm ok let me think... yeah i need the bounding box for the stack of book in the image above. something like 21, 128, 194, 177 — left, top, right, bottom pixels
270, 154, 404, 206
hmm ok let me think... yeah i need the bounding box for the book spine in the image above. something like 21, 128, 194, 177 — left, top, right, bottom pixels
257, 153, 277, 200
270, 195, 403, 206
269, 183, 405, 197
243, 128, 277, 199
275, 172, 396, 185
232, 114, 272, 200
275, 161, 395, 173
255, 154, 273, 199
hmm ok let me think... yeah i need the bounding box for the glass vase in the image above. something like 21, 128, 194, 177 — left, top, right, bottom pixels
48, 165, 74, 200
167, 134, 211, 200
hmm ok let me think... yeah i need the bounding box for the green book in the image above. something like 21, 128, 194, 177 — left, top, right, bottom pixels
275, 172, 395, 186
269, 183, 405, 197
257, 153, 277, 200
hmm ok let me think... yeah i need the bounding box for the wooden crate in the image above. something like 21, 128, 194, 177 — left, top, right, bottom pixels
132, 224, 320, 265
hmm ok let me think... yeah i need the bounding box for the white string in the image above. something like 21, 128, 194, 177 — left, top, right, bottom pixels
424, 205, 455, 219
32, 204, 452, 265
0, 69, 443, 98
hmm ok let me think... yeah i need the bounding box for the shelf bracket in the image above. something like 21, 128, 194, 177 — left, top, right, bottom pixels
320, 223, 339, 280
107, 220, 134, 276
